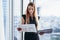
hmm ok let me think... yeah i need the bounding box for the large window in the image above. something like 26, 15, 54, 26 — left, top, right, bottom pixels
36, 0, 60, 40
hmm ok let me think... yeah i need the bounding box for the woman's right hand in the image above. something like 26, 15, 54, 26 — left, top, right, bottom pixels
17, 28, 22, 31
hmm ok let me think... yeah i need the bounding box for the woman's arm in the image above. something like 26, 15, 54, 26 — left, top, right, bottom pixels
17, 17, 25, 31
22, 17, 25, 24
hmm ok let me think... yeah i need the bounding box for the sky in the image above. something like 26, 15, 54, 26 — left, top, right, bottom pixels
39, 0, 60, 17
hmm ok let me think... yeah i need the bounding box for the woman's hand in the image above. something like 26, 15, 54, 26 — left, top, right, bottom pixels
17, 28, 22, 31
39, 32, 44, 35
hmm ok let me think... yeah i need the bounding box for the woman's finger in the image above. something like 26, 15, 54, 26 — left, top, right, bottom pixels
17, 28, 22, 31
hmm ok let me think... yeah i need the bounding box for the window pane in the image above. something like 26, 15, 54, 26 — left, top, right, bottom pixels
23, 0, 29, 14
36, 0, 60, 17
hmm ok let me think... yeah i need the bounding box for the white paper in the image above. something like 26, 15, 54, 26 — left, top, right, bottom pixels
18, 24, 37, 32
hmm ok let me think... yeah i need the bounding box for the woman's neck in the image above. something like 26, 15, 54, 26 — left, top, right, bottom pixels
30, 14, 34, 20
30, 14, 33, 18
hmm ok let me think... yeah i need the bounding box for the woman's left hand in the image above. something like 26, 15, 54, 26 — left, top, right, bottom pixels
39, 32, 44, 35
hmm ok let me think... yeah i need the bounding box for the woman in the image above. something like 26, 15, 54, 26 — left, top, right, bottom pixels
17, 2, 44, 40
22, 2, 39, 40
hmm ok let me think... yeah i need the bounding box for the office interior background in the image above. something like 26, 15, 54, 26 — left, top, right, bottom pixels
1, 0, 60, 40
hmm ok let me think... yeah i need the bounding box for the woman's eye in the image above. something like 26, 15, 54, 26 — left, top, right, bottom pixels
32, 9, 33, 10
29, 9, 31, 10
28, 8, 30, 10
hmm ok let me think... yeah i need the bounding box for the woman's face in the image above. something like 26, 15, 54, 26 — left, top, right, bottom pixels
28, 6, 34, 15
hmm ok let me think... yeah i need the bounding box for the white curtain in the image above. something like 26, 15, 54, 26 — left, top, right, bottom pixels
0, 0, 5, 40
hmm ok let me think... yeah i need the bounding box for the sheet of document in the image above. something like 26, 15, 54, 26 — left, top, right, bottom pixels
18, 24, 37, 32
